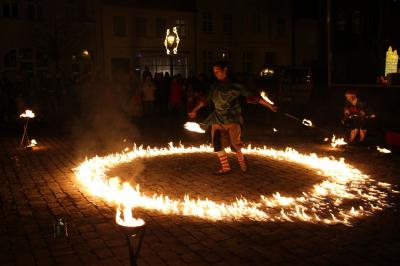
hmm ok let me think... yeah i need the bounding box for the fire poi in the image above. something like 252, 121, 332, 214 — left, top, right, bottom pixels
184, 122, 206, 134
74, 143, 397, 226
377, 146, 391, 154
331, 135, 347, 148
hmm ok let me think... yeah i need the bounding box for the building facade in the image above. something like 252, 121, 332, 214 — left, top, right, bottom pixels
0, 0, 98, 81
0, 0, 293, 80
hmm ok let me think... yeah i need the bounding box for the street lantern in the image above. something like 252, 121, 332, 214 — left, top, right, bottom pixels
164, 27, 180, 76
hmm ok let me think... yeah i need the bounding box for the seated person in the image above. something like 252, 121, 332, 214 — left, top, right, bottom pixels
343, 90, 375, 143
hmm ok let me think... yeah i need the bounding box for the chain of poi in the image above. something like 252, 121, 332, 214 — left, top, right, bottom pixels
74, 143, 397, 226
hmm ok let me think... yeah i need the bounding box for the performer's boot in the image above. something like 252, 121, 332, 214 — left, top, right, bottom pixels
236, 150, 247, 173
215, 151, 231, 175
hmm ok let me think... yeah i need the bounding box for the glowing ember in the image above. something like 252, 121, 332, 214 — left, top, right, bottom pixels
273, 128, 278, 132
377, 146, 391, 154
324, 137, 329, 142
20, 110, 35, 118
331, 135, 347, 148
302, 119, 313, 127
74, 143, 396, 226
116, 204, 145, 227
184, 122, 205, 133
260, 91, 274, 105
27, 139, 37, 147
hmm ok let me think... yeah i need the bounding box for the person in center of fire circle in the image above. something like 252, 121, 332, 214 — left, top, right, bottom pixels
188, 61, 278, 175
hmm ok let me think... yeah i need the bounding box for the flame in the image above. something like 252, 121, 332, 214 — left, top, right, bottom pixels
74, 142, 396, 226
27, 139, 37, 147
260, 91, 274, 105
20, 110, 35, 118
273, 128, 278, 132
184, 122, 205, 133
302, 119, 313, 127
331, 135, 347, 148
116, 204, 145, 227
324, 137, 329, 142
377, 146, 391, 154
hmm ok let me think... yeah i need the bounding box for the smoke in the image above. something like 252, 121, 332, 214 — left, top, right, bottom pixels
71, 74, 142, 158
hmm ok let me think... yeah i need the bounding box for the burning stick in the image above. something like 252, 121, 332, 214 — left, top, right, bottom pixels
184, 122, 206, 133
116, 204, 146, 266
261, 90, 315, 128
280, 112, 314, 128
377, 146, 391, 154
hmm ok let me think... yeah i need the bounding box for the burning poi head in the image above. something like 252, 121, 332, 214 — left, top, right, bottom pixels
331, 135, 347, 148
302, 119, 313, 127
184, 122, 206, 134
20, 110, 35, 118
377, 146, 391, 154
260, 91, 274, 105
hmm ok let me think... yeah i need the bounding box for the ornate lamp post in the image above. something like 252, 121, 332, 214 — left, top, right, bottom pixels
164, 26, 180, 77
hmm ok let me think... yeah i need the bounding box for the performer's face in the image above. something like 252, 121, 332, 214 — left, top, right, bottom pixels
213, 66, 228, 80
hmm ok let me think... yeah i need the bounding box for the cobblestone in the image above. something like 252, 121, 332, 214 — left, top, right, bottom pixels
1, 136, 400, 265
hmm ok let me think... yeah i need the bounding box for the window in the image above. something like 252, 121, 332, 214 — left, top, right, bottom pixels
27, 1, 42, 21
243, 52, 253, 74
223, 13, 232, 35
36, 50, 48, 68
135, 17, 147, 37
113, 16, 127, 37
2, 2, 18, 18
202, 12, 213, 33
264, 52, 276, 66
156, 17, 166, 37
253, 13, 263, 34
277, 18, 286, 37
4, 49, 17, 68
176, 19, 186, 38
351, 10, 361, 34
202, 50, 214, 75
337, 12, 346, 32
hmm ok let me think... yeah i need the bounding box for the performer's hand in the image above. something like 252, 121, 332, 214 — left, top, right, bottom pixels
188, 111, 197, 119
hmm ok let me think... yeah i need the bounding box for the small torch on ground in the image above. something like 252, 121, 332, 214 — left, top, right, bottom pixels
116, 204, 146, 266
19, 109, 37, 149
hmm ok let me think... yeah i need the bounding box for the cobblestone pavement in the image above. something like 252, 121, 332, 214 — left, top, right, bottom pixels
1, 135, 400, 266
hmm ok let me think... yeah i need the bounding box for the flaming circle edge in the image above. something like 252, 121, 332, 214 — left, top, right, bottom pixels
74, 143, 396, 226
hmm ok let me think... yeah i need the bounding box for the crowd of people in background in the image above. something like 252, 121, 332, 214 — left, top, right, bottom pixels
0, 68, 212, 126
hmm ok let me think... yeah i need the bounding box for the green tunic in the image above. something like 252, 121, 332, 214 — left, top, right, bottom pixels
203, 80, 257, 126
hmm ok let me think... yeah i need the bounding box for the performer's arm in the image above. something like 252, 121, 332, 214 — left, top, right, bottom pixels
188, 100, 205, 119
238, 84, 277, 112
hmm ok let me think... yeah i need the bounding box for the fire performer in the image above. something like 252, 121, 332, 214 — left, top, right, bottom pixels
343, 90, 375, 144
188, 61, 277, 174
